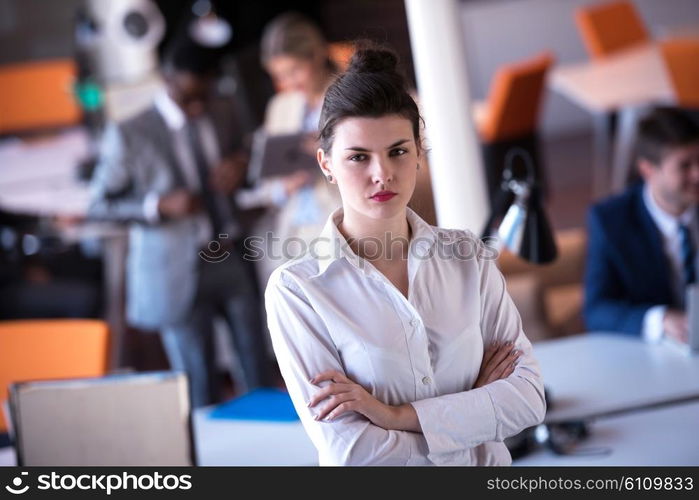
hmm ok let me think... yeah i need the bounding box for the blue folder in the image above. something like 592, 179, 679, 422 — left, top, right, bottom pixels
209, 388, 300, 422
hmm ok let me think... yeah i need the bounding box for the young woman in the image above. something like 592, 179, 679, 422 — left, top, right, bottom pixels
261, 11, 336, 135
264, 45, 546, 466
254, 13, 342, 287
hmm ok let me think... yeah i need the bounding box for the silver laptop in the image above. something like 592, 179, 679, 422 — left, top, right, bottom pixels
8, 371, 194, 466
685, 284, 699, 354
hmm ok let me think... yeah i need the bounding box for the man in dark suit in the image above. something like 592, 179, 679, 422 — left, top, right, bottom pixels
584, 107, 699, 344
89, 40, 281, 406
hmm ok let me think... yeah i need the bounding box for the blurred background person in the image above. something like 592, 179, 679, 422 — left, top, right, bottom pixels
88, 37, 275, 407
253, 12, 343, 285
584, 107, 699, 345
261, 11, 336, 136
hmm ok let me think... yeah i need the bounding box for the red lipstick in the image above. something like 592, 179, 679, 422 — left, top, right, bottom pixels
370, 191, 397, 202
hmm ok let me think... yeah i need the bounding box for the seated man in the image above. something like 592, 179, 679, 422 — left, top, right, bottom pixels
584, 107, 699, 344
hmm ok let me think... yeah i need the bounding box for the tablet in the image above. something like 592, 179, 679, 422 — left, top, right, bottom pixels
248, 131, 319, 180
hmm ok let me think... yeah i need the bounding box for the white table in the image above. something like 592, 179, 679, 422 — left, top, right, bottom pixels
192, 408, 317, 466
2, 333, 698, 466
0, 406, 318, 467
536, 333, 699, 424
550, 43, 676, 198
514, 400, 699, 466
0, 130, 92, 216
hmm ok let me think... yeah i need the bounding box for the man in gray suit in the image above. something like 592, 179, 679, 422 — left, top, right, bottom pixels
89, 41, 273, 407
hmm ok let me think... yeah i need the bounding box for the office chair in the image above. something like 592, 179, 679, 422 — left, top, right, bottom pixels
0, 59, 82, 134
0, 319, 109, 432
575, 0, 650, 60
475, 52, 554, 205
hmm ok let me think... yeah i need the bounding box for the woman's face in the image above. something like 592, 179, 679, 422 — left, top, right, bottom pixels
266, 54, 324, 96
318, 114, 419, 222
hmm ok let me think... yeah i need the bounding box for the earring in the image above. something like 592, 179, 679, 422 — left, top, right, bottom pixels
327, 174, 333, 182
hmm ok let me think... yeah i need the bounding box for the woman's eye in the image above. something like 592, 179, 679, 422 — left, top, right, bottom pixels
348, 154, 367, 162
390, 148, 408, 157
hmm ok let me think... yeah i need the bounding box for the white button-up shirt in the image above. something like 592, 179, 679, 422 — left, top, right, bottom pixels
641, 184, 698, 343
265, 207, 546, 466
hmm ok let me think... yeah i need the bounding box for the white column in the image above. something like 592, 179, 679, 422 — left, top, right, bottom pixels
405, 0, 488, 233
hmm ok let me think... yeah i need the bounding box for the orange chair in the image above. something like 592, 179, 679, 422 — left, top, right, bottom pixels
661, 38, 699, 108
477, 52, 555, 143
0, 59, 82, 134
328, 42, 355, 72
0, 319, 110, 432
575, 0, 650, 60
476, 53, 554, 205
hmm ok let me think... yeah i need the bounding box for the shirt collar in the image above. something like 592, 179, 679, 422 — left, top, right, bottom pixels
643, 182, 694, 237
154, 90, 186, 131
311, 206, 437, 278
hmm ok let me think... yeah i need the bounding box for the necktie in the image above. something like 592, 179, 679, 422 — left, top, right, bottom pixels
185, 121, 224, 239
679, 223, 696, 286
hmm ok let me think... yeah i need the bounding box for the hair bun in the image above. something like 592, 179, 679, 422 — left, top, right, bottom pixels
347, 44, 399, 74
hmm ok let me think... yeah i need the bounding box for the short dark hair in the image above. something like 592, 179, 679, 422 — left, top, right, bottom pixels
318, 42, 422, 153
161, 38, 221, 77
636, 107, 699, 164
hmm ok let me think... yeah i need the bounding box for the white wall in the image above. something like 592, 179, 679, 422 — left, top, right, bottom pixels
460, 0, 699, 136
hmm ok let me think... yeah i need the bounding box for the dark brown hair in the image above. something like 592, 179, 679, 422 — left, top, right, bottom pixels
636, 107, 699, 164
318, 42, 422, 153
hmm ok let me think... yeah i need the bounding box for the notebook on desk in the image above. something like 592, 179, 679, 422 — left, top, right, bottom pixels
209, 388, 299, 422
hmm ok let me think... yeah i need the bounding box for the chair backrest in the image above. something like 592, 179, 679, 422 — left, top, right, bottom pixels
479, 52, 554, 143
0, 319, 109, 432
328, 41, 355, 72
0, 59, 82, 134
9, 372, 193, 466
575, 0, 650, 60
660, 38, 699, 108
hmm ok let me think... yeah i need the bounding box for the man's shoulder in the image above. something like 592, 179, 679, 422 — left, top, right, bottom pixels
590, 183, 643, 221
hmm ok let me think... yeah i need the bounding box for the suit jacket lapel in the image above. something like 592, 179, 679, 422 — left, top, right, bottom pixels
145, 108, 187, 188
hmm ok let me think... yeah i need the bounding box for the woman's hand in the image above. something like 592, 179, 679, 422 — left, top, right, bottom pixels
473, 341, 521, 388
308, 370, 401, 430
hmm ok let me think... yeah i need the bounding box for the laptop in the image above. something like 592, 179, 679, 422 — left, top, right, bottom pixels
684, 283, 699, 354
8, 371, 195, 466
248, 130, 319, 180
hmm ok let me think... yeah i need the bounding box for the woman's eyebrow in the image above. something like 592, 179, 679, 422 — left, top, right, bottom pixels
344, 139, 411, 152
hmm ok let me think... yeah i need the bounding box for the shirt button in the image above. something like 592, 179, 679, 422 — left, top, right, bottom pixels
421, 376, 431, 385
409, 318, 418, 328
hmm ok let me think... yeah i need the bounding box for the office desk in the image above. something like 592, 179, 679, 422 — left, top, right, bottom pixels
551, 45, 673, 114
192, 409, 317, 466
0, 129, 129, 368
0, 406, 317, 467
514, 400, 699, 466
152, 334, 699, 465
550, 43, 675, 198
2, 333, 697, 466
537, 333, 699, 424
